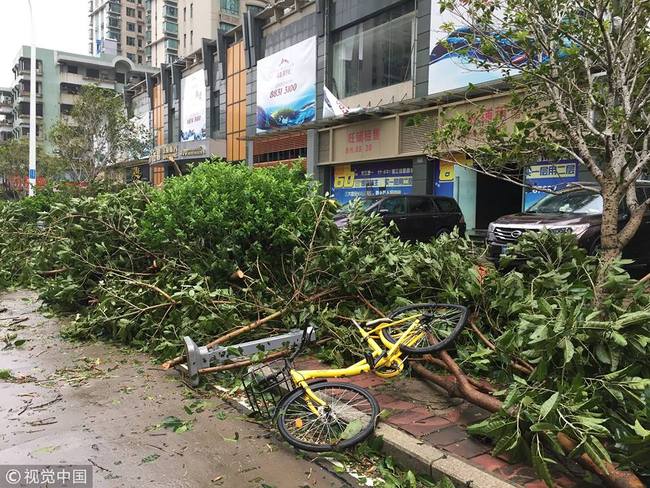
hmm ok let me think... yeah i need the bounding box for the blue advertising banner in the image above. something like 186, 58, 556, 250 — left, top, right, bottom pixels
331, 161, 413, 204
524, 160, 579, 209
429, 2, 517, 95
256, 37, 316, 133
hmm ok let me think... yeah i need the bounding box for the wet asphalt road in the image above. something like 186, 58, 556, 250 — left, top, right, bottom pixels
0, 290, 348, 488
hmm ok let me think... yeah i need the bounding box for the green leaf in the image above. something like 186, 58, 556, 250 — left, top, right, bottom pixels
339, 419, 365, 441
539, 392, 559, 420
633, 420, 650, 438
406, 470, 417, 488
141, 453, 160, 464
531, 436, 553, 487
561, 338, 574, 365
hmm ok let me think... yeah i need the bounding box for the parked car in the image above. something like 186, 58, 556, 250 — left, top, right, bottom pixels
334, 194, 466, 242
487, 182, 650, 268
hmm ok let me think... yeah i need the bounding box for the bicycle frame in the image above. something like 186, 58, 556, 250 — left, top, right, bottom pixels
288, 314, 424, 409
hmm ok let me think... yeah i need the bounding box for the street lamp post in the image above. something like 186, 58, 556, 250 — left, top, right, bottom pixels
27, 0, 36, 197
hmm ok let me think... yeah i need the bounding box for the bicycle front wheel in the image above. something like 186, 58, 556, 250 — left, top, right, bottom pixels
276, 382, 379, 452
381, 303, 469, 355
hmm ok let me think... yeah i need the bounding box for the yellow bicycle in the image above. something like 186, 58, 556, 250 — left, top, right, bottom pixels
243, 303, 469, 452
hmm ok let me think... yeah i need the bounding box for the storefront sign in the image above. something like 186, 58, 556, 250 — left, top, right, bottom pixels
256, 36, 316, 133
149, 140, 215, 164
524, 160, 578, 209
332, 119, 397, 162
181, 70, 207, 141
331, 160, 413, 204
428, 2, 515, 96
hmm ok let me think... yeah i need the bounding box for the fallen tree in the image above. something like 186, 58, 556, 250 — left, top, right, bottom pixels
0, 162, 648, 485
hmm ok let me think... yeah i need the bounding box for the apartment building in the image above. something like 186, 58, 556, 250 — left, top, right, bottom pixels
177, 0, 265, 58
89, 0, 147, 64
145, 0, 179, 66
0, 88, 13, 142
10, 46, 156, 152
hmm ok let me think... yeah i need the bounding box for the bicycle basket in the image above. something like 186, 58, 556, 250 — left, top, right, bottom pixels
242, 359, 293, 420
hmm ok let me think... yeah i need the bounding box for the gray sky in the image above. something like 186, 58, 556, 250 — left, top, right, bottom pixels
0, 0, 88, 87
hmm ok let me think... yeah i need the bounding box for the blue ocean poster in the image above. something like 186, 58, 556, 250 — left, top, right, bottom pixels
256, 37, 317, 133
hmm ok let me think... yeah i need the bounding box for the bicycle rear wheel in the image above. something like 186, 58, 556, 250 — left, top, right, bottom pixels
276, 382, 379, 452
381, 303, 469, 355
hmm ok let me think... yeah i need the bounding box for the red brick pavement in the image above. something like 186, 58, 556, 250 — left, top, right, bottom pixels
293, 359, 580, 487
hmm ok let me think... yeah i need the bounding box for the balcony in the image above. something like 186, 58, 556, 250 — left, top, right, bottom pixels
60, 93, 80, 105
60, 72, 85, 85
162, 4, 177, 18
163, 21, 178, 35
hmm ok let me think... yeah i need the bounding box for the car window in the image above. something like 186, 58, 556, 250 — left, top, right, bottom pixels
435, 198, 458, 213
528, 189, 603, 214
380, 197, 407, 214
408, 197, 436, 214
636, 187, 648, 202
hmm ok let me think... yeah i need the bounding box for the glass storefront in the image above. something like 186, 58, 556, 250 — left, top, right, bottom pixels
331, 1, 415, 99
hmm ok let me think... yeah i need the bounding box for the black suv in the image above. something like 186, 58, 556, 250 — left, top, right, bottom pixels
487, 182, 650, 268
335, 195, 466, 242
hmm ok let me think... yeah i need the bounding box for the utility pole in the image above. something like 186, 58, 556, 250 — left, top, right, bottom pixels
27, 0, 36, 197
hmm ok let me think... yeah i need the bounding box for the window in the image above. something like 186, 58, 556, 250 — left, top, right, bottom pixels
138, 24, 143, 33
138, 38, 143, 47
183, 34, 186, 48
116, 72, 126, 83
127, 53, 136, 61
408, 197, 436, 214
380, 197, 407, 214
190, 30, 193, 46
127, 36, 136, 46
126, 7, 136, 16
190, 3, 193, 18
67, 64, 78, 74
138, 55, 143, 64
220, 22, 236, 32
220, 0, 239, 15
127, 22, 136, 31
331, 1, 415, 98
434, 198, 458, 213
163, 22, 178, 34
138, 10, 143, 18
86, 68, 100, 79
183, 7, 186, 20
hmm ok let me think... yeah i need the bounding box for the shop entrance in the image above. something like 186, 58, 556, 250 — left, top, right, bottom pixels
475, 172, 522, 229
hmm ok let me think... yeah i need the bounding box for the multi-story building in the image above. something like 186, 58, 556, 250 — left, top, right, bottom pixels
0, 88, 13, 142
10, 46, 156, 152
177, 0, 266, 58
145, 0, 179, 66
89, 0, 147, 64
127, 0, 591, 235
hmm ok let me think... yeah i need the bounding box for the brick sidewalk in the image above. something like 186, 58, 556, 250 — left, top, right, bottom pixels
295, 357, 582, 488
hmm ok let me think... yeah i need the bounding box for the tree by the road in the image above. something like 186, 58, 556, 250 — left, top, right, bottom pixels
428, 0, 650, 297
50, 85, 150, 184
0, 139, 65, 198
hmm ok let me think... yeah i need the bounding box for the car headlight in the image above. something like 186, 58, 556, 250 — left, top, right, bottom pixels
549, 224, 590, 237
487, 222, 496, 239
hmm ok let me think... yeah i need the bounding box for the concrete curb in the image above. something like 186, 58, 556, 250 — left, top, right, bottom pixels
377, 423, 517, 488
211, 383, 518, 488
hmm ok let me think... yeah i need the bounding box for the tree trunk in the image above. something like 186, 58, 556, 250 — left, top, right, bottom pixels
595, 186, 622, 307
